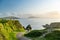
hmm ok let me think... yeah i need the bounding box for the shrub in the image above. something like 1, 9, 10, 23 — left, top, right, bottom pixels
45, 31, 60, 40
24, 30, 43, 38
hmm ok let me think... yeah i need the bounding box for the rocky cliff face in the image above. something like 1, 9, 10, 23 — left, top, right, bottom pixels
0, 19, 25, 40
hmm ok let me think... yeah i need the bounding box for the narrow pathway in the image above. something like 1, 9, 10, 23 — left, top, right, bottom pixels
16, 32, 31, 40
18, 37, 31, 40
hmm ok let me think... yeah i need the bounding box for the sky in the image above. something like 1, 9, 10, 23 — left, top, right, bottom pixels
0, 0, 60, 18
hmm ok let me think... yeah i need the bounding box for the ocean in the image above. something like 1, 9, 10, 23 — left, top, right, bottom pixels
19, 18, 60, 30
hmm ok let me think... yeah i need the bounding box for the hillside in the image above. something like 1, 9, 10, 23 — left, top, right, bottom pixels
45, 30, 60, 40
24, 30, 60, 40
0, 19, 25, 40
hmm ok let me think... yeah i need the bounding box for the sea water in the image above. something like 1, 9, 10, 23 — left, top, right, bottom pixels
19, 18, 60, 30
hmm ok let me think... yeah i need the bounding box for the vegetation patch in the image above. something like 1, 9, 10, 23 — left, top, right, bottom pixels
45, 30, 60, 40
0, 19, 25, 40
24, 30, 44, 38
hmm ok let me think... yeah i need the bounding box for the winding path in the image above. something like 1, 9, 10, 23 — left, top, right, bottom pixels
16, 32, 31, 40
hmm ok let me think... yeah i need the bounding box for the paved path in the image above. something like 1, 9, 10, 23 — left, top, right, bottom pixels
16, 32, 31, 40
18, 37, 31, 40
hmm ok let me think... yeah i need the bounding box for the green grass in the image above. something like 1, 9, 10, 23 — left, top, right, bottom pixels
24, 30, 46, 38
24, 30, 60, 40
0, 19, 25, 40
45, 30, 60, 40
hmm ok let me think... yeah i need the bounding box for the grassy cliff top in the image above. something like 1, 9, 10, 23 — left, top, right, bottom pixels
0, 19, 25, 40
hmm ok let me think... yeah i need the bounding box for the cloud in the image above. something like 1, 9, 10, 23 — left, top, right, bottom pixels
0, 12, 25, 18
40, 11, 60, 18
0, 12, 18, 17
27, 11, 60, 19
35, 11, 60, 18
0, 11, 60, 19
6, 12, 17, 16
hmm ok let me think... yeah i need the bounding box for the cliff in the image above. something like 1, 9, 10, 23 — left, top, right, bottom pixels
0, 19, 25, 40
